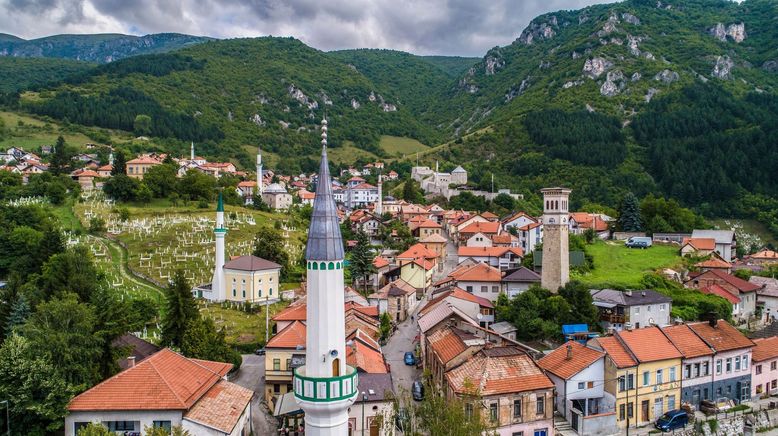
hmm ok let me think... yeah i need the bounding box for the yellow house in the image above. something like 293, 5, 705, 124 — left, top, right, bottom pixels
590, 326, 682, 430
223, 255, 281, 303
264, 320, 306, 409
125, 155, 161, 179
400, 259, 433, 291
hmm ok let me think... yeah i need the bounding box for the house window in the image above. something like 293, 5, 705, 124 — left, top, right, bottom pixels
660, 304, 666, 311
726, 358, 732, 373
772, 380, 777, 390
643, 371, 650, 386
670, 367, 676, 382
627, 402, 634, 418
466, 286, 473, 293
534, 430, 547, 436
274, 384, 281, 393
635, 307, 640, 314
772, 361, 777, 371
588, 381, 594, 389
233, 289, 236, 297
512, 433, 524, 436
667, 395, 675, 411
735, 356, 741, 371
656, 369, 663, 384
684, 364, 691, 379
619, 404, 625, 420
703, 361, 710, 376
490, 403, 498, 422
481, 286, 488, 293
153, 421, 172, 432
286, 359, 292, 370
694, 363, 701, 378
273, 359, 281, 371
492, 286, 499, 293
513, 399, 522, 418
619, 376, 626, 392
757, 365, 763, 375
627, 373, 634, 389
106, 422, 135, 431
717, 359, 723, 374
578, 382, 585, 390
743, 355, 749, 369
536, 397, 545, 415
465, 403, 474, 418
242, 290, 246, 298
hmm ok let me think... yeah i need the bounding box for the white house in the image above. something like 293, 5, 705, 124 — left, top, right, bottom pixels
348, 373, 394, 435
538, 341, 616, 436
691, 229, 737, 262
501, 267, 541, 297
590, 289, 672, 331
64, 349, 252, 436
661, 324, 715, 407
346, 183, 379, 208
750, 276, 778, 324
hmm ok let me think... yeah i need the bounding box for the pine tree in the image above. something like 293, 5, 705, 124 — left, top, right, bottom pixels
161, 270, 199, 348
5, 296, 30, 337
49, 136, 72, 175
402, 177, 421, 203
618, 192, 642, 232
111, 150, 127, 176
349, 230, 375, 293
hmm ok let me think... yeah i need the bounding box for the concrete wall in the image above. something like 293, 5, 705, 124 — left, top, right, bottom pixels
627, 301, 671, 329
459, 280, 502, 302
182, 402, 250, 435
65, 410, 182, 436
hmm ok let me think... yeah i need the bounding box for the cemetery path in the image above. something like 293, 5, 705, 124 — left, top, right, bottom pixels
93, 235, 165, 299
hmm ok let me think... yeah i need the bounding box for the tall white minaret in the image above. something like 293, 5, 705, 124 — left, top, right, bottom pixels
211, 191, 227, 301
108, 151, 114, 166
376, 173, 383, 215
294, 118, 357, 435
190, 141, 195, 161
256, 145, 263, 196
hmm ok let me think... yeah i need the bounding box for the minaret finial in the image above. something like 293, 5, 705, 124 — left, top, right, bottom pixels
320, 117, 328, 151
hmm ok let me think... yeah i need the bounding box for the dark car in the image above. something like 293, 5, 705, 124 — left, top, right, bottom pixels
655, 409, 688, 432
412, 380, 425, 401
404, 352, 416, 366
254, 348, 266, 355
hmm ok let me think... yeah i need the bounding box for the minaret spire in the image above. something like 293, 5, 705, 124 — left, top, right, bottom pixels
190, 141, 195, 161
210, 189, 227, 301
305, 118, 344, 261
256, 145, 263, 197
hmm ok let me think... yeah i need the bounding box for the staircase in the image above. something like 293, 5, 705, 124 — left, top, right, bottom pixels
554, 413, 578, 436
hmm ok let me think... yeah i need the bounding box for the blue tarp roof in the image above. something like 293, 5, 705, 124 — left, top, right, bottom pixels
562, 324, 590, 335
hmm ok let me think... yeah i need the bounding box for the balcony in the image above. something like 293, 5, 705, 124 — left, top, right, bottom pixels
293, 365, 358, 403
600, 313, 625, 324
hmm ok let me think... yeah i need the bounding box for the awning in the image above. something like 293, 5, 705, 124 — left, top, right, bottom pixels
593, 301, 617, 308
273, 392, 303, 417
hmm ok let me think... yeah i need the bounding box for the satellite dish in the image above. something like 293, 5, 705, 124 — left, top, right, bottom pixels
649, 317, 655, 325
330, 349, 338, 358
476, 313, 483, 320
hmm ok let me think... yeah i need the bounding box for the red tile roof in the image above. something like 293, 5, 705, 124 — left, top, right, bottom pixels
538, 341, 604, 379
459, 221, 501, 235
457, 246, 524, 258
373, 256, 390, 269
688, 320, 755, 352
695, 258, 732, 269
237, 181, 257, 187
127, 156, 161, 165
617, 326, 682, 363
266, 320, 306, 349
480, 212, 498, 220
752, 250, 778, 260
449, 262, 502, 282
590, 336, 636, 368
417, 219, 442, 229
682, 238, 716, 251
491, 234, 514, 244
68, 348, 231, 411
271, 302, 307, 321
446, 347, 553, 395
346, 339, 387, 374
700, 284, 741, 305
697, 270, 761, 292
183, 380, 253, 433
752, 337, 778, 362
397, 243, 437, 260
661, 324, 714, 358
345, 301, 380, 318
428, 328, 470, 364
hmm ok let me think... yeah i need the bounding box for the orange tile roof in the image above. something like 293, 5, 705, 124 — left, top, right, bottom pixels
491, 234, 513, 244
68, 348, 231, 411
688, 320, 755, 352
617, 326, 682, 363
271, 302, 307, 321
752, 337, 778, 362
700, 284, 741, 305
752, 250, 778, 260
420, 287, 493, 316
538, 341, 604, 379
417, 219, 442, 228
397, 243, 437, 260
446, 348, 553, 395
518, 222, 542, 231
127, 156, 161, 165
480, 211, 498, 220
661, 324, 714, 358
411, 258, 435, 271
237, 181, 257, 187
183, 380, 253, 433
77, 169, 100, 177
697, 270, 761, 292
449, 262, 502, 283
373, 256, 390, 268
428, 328, 469, 364
347, 328, 381, 351
420, 233, 447, 243
502, 211, 535, 224
345, 301, 380, 318
346, 339, 387, 373
266, 320, 306, 349
682, 238, 716, 251
695, 258, 732, 269
457, 246, 523, 258
591, 336, 637, 368
459, 221, 501, 235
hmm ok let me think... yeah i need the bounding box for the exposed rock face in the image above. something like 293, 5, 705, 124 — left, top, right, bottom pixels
563, 80, 583, 89
763, 60, 778, 73
505, 78, 530, 102
583, 57, 613, 79
643, 52, 656, 61
368, 91, 377, 102
539, 60, 551, 69
645, 88, 659, 103
710, 22, 747, 43
631, 72, 642, 81
351, 99, 360, 110
710, 23, 727, 42
597, 13, 620, 37
382, 103, 397, 112
579, 14, 589, 24
627, 35, 643, 57
250, 114, 265, 126
585, 104, 596, 113
255, 94, 268, 105
485, 53, 505, 75
654, 69, 679, 84
600, 70, 626, 97
712, 55, 734, 79
317, 91, 333, 106
572, 51, 581, 59
278, 120, 290, 129
519, 17, 557, 45
622, 13, 641, 25
458, 68, 478, 93
288, 85, 318, 109
227, 111, 233, 122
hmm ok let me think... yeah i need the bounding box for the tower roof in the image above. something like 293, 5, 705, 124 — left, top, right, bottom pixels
305, 119, 344, 261
216, 190, 224, 212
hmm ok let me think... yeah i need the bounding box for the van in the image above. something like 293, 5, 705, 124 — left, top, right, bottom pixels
625, 236, 652, 248
655, 409, 688, 432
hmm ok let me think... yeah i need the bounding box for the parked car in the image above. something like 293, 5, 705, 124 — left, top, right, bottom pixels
655, 409, 688, 432
254, 348, 266, 355
404, 352, 416, 366
700, 398, 735, 415
625, 236, 652, 248
412, 380, 424, 401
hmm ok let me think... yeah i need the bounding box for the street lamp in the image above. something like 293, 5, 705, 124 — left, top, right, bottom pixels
0, 399, 8, 436
361, 392, 368, 436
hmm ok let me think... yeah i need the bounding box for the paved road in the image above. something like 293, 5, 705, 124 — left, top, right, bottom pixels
384, 308, 422, 400
232, 354, 277, 435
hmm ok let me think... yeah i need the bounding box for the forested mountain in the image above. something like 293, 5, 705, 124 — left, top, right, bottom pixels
2, 0, 778, 234
0, 57, 94, 92
0, 33, 211, 63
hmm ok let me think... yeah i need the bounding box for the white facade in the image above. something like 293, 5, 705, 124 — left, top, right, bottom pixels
346, 185, 379, 208
681, 355, 714, 403
210, 196, 227, 302
348, 400, 393, 435
627, 302, 671, 330
520, 225, 543, 254
458, 280, 502, 302
547, 358, 608, 423
65, 410, 182, 436
467, 232, 493, 247
503, 281, 534, 298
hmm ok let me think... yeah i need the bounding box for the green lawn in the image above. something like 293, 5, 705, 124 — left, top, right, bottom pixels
200, 300, 290, 348
574, 240, 682, 289
379, 135, 428, 156
327, 142, 379, 163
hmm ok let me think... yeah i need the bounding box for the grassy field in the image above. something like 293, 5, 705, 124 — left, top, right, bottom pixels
0, 110, 129, 151
574, 240, 682, 289
379, 135, 428, 157
327, 142, 379, 164
200, 300, 291, 348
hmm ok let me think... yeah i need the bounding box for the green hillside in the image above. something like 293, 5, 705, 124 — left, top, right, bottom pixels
0, 57, 94, 92
420, 55, 480, 77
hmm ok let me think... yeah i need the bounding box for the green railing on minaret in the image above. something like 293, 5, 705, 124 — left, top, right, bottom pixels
293, 365, 358, 403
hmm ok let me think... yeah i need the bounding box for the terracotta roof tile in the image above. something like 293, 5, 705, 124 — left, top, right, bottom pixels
127, 156, 161, 165
346, 339, 387, 373
682, 238, 716, 251
591, 336, 636, 368
449, 262, 502, 282
183, 380, 253, 433
697, 270, 761, 292
68, 349, 231, 411
373, 256, 390, 268
751, 337, 778, 362
688, 320, 755, 352
538, 341, 604, 379
446, 348, 553, 395
397, 243, 437, 260
266, 321, 306, 349
695, 258, 732, 269
752, 250, 778, 260
617, 326, 682, 363
417, 219, 442, 228
700, 284, 741, 305
428, 328, 470, 364
661, 325, 714, 358
271, 302, 307, 321
459, 221, 501, 235
457, 246, 524, 258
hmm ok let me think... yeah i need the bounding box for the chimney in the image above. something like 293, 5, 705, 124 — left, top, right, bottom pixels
625, 290, 632, 297
709, 318, 718, 328
641, 291, 646, 297
127, 356, 136, 368
566, 344, 573, 360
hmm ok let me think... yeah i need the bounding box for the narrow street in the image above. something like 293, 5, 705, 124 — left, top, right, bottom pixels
383, 310, 422, 399
231, 354, 277, 435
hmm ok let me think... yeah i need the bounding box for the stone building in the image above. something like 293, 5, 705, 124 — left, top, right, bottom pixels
540, 187, 571, 292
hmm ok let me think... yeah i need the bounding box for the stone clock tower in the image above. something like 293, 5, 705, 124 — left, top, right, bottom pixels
541, 187, 571, 292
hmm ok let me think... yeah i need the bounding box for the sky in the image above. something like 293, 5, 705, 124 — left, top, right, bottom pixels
0, 0, 614, 56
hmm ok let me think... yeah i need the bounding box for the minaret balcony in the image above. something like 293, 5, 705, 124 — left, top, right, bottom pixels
293, 365, 358, 403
